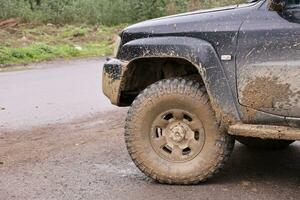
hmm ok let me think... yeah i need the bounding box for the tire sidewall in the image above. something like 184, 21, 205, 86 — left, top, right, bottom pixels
126, 80, 228, 182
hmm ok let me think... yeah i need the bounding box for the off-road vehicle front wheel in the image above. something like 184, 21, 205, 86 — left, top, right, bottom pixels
125, 78, 235, 184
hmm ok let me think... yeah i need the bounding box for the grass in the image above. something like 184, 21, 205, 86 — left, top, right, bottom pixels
0, 23, 125, 66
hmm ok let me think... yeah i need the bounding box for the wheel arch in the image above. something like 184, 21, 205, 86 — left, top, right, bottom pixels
118, 36, 240, 124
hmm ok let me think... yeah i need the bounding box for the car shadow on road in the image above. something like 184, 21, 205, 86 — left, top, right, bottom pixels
211, 142, 300, 185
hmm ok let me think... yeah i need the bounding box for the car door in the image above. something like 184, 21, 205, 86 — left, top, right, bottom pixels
236, 0, 300, 118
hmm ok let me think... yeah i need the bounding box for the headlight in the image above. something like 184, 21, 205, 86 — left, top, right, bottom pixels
113, 36, 121, 57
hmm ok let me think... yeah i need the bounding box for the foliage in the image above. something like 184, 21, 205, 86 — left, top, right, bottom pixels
0, 25, 124, 65
0, 0, 245, 25
0, 0, 246, 65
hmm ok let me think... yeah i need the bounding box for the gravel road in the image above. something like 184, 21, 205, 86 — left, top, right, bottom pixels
0, 58, 300, 200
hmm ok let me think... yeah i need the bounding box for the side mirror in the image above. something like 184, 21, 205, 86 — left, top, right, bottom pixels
268, 0, 285, 12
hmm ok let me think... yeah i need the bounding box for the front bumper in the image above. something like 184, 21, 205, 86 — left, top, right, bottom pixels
102, 58, 127, 105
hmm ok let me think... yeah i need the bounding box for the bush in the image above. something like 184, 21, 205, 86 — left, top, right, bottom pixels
0, 0, 245, 25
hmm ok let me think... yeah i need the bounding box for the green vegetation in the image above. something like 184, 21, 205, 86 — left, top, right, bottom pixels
0, 25, 124, 66
0, 0, 245, 66
0, 0, 245, 25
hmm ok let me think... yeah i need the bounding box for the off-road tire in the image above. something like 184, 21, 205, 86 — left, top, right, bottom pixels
125, 78, 235, 184
237, 137, 294, 150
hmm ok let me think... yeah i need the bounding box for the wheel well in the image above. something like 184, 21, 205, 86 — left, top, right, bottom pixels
119, 57, 204, 106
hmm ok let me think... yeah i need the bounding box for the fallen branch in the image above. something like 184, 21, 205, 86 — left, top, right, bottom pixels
0, 18, 19, 27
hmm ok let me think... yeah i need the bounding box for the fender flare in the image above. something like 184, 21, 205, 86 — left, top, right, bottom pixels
118, 36, 240, 124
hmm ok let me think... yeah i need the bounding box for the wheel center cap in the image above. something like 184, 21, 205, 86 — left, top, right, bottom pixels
170, 125, 186, 142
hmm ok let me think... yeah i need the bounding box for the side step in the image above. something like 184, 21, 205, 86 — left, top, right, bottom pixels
228, 124, 300, 141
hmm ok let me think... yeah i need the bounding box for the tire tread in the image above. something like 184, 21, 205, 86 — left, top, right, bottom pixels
125, 78, 234, 184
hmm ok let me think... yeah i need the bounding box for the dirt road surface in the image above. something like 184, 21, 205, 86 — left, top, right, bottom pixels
1, 58, 300, 200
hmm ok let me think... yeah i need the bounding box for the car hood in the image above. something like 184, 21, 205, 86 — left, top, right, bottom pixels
121, 3, 257, 43
147, 5, 238, 21
124, 5, 237, 31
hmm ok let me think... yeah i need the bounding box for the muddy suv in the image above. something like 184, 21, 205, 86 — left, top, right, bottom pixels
103, 0, 300, 184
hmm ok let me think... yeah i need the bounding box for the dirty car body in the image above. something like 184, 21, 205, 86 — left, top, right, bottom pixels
104, 0, 300, 128
102, 0, 300, 184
